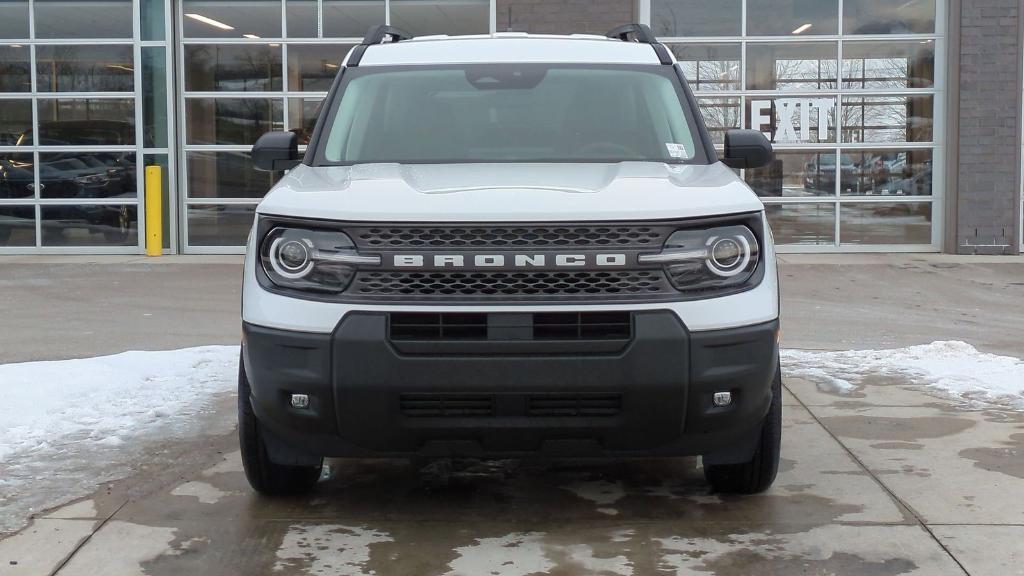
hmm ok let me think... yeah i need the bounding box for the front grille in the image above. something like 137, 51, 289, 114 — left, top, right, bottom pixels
400, 394, 493, 417
389, 312, 632, 341
528, 394, 622, 417
354, 270, 672, 299
338, 222, 687, 303
350, 225, 669, 249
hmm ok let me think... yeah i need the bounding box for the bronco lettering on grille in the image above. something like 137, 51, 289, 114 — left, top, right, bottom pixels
391, 254, 628, 268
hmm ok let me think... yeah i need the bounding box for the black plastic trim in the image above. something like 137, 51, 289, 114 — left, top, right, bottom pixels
652, 43, 674, 65
346, 44, 368, 67
242, 315, 780, 459
347, 25, 414, 68
251, 131, 300, 171
386, 311, 634, 355
722, 130, 774, 169
362, 24, 413, 45
605, 23, 659, 44
604, 24, 672, 65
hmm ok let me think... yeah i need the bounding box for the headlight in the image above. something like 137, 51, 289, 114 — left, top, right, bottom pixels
640, 225, 760, 294
259, 227, 378, 293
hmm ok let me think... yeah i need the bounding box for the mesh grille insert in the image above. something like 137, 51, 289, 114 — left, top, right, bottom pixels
355, 270, 670, 299
351, 226, 668, 249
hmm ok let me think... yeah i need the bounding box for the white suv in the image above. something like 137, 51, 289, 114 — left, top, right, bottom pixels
239, 24, 781, 496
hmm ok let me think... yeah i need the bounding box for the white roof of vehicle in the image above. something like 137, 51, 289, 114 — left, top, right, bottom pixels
348, 33, 671, 66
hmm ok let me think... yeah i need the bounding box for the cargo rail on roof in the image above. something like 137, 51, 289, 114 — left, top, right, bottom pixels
347, 23, 674, 67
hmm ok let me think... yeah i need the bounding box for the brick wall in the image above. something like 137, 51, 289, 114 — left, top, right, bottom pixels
956, 0, 1022, 254
495, 0, 637, 35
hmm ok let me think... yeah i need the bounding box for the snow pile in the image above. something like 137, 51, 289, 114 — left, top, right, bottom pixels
782, 341, 1024, 408
0, 346, 238, 533
0, 346, 239, 461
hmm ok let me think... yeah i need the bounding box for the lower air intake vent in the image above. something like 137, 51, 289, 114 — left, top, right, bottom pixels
390, 313, 488, 341
389, 312, 632, 342
400, 394, 494, 417
533, 312, 631, 340
528, 394, 622, 417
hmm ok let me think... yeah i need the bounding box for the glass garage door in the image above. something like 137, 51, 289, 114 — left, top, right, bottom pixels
651, 0, 945, 251
0, 0, 172, 253
2, 0, 948, 253
176, 0, 491, 252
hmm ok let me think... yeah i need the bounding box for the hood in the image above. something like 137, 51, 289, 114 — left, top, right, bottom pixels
257, 162, 764, 222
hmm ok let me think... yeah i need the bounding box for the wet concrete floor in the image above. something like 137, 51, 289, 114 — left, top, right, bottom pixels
1, 255, 1022, 575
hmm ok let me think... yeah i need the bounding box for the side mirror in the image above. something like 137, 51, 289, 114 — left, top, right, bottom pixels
252, 131, 300, 171
722, 129, 773, 169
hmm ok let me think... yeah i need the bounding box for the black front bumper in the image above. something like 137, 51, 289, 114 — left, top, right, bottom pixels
242, 311, 779, 460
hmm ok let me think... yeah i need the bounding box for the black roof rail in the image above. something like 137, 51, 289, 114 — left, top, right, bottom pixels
605, 23, 673, 65
606, 23, 657, 43
363, 24, 414, 45
348, 25, 414, 67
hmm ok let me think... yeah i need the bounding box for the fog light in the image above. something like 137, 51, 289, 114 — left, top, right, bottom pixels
713, 392, 733, 407
290, 394, 310, 409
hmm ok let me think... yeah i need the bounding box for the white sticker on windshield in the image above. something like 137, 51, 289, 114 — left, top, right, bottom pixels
666, 143, 689, 158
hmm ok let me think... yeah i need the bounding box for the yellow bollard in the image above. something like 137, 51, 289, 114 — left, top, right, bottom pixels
145, 166, 162, 256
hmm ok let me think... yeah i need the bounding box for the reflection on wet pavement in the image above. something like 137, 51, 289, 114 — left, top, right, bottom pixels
3, 371, 1022, 575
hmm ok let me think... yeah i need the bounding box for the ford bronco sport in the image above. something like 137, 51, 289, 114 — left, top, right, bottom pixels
240, 24, 780, 496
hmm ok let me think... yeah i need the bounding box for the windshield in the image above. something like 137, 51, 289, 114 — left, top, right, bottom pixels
318, 64, 703, 165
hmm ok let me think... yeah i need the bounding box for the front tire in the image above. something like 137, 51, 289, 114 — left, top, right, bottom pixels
238, 352, 323, 495
703, 363, 782, 494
